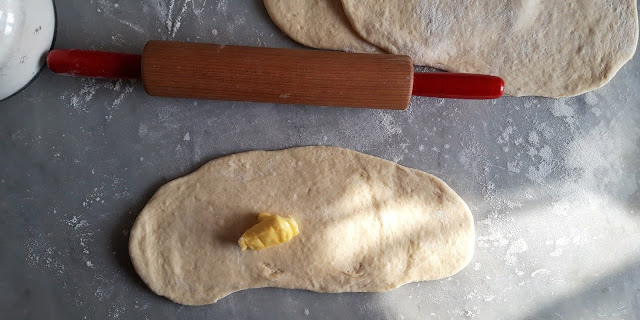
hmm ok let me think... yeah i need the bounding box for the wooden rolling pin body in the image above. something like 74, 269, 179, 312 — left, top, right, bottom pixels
142, 41, 414, 110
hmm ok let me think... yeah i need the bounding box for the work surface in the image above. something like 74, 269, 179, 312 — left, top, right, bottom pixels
2, 1, 639, 319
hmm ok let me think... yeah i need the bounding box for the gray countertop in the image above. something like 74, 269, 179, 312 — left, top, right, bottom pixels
2, 1, 640, 319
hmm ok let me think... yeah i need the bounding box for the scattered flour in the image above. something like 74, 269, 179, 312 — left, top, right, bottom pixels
153, 0, 214, 39
64, 79, 135, 121
525, 159, 552, 184
550, 99, 576, 125
75, 219, 89, 230
68, 79, 98, 113
477, 231, 509, 248
505, 238, 529, 266
336, 110, 407, 164
506, 160, 521, 173
565, 120, 637, 197
530, 269, 550, 278
26, 242, 65, 275
66, 215, 90, 230
549, 237, 570, 257
82, 188, 105, 208
462, 88, 639, 318
584, 92, 599, 106
538, 145, 552, 161
378, 111, 403, 136
527, 131, 539, 146
497, 126, 514, 144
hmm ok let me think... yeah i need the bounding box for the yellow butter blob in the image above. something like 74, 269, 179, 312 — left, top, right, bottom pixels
238, 213, 299, 251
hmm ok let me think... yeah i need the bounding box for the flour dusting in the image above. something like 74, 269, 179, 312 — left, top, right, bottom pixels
505, 238, 528, 266
63, 79, 135, 121
550, 99, 576, 126
584, 92, 599, 106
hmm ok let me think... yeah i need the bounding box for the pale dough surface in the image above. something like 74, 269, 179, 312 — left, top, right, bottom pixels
340, 0, 639, 97
263, 0, 382, 53
129, 146, 475, 305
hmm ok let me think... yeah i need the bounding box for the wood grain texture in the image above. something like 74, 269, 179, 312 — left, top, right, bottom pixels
142, 41, 413, 109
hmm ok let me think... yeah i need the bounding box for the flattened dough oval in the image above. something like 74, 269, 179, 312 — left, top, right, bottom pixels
264, 0, 383, 53
129, 146, 475, 305
340, 0, 639, 97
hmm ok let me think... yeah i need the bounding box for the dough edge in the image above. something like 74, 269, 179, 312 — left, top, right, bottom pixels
263, 0, 383, 53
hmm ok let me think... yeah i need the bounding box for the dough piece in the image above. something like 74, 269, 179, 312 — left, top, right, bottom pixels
264, 0, 383, 53
339, 0, 639, 97
129, 146, 474, 305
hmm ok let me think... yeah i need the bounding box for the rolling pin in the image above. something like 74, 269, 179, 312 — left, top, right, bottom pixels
47, 40, 504, 109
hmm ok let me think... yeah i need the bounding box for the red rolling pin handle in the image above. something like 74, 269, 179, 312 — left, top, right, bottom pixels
47, 50, 142, 79
412, 72, 504, 99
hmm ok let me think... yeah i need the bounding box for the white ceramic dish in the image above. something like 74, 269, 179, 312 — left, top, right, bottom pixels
0, 0, 55, 101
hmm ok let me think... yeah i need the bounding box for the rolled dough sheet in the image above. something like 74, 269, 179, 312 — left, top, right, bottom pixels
129, 146, 475, 305
340, 0, 639, 97
264, 0, 383, 53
